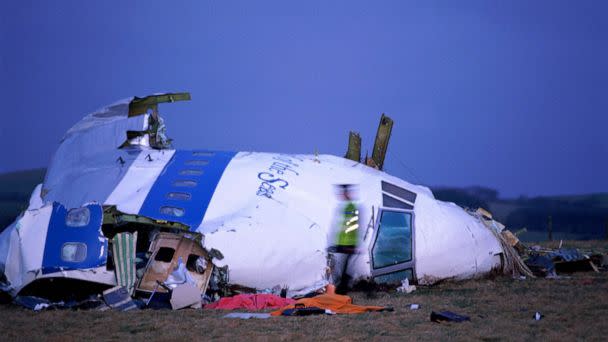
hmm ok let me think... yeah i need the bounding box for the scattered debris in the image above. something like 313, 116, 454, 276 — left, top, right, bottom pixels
534, 312, 543, 321
102, 286, 138, 311
280, 306, 328, 316
470, 208, 535, 279
13, 296, 64, 311
170, 284, 201, 310
112, 232, 138, 295
396, 278, 416, 294
370, 114, 393, 170
524, 247, 603, 277
137, 233, 213, 295
430, 311, 471, 323
13, 294, 107, 311
525, 254, 556, 277
344, 131, 361, 163
410, 304, 420, 310
223, 313, 272, 319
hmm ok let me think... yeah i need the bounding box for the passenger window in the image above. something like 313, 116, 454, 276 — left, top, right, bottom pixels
372, 211, 413, 269
154, 247, 175, 262
172, 180, 197, 187
65, 207, 91, 227
192, 151, 214, 157
179, 169, 203, 176
185, 160, 209, 166
61, 243, 87, 262
166, 192, 192, 201
160, 206, 185, 217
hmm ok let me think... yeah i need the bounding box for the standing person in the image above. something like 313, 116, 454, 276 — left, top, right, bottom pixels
329, 184, 360, 294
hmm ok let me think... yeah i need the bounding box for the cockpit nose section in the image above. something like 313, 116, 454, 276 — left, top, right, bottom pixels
41, 203, 108, 274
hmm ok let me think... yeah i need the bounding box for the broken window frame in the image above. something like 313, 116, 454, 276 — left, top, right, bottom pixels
120, 92, 191, 149
137, 232, 213, 295
101, 206, 213, 297
369, 207, 416, 283
154, 247, 176, 262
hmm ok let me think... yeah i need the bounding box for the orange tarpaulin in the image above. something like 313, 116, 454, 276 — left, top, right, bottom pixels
271, 293, 388, 316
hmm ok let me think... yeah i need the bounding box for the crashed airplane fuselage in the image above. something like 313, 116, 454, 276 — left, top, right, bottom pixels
0, 93, 507, 298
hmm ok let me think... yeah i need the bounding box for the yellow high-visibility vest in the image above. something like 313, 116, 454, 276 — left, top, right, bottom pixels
336, 202, 359, 247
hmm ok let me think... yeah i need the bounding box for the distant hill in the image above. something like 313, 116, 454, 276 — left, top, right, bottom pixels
0, 169, 606, 241
0, 168, 46, 229
432, 186, 608, 241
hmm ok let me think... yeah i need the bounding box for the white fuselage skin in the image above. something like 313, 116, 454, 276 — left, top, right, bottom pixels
0, 97, 505, 296
0, 150, 505, 296
195, 151, 504, 292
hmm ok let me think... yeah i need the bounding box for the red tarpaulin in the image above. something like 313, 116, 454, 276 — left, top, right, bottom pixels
205, 294, 296, 310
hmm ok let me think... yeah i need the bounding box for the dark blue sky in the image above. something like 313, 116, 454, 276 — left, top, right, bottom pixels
1, 1, 606, 197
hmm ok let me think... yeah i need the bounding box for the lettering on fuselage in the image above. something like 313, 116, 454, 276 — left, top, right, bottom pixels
256, 155, 302, 198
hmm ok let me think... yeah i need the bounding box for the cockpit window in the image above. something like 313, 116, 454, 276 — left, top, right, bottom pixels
382, 194, 413, 210
374, 269, 413, 284
381, 181, 417, 203
372, 210, 413, 269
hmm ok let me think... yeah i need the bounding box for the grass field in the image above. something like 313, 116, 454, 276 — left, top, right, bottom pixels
1, 240, 607, 341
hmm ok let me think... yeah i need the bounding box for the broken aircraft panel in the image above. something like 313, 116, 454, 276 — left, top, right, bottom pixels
0, 92, 511, 299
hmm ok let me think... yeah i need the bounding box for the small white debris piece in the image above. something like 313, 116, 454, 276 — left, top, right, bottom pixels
223, 313, 271, 319
396, 278, 416, 294
410, 304, 420, 310
34, 303, 50, 311
170, 284, 202, 310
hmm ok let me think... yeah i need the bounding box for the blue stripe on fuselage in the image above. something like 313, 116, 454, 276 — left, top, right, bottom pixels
41, 203, 106, 274
138, 150, 236, 230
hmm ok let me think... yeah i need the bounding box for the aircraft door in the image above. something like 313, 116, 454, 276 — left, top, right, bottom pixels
369, 208, 415, 284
